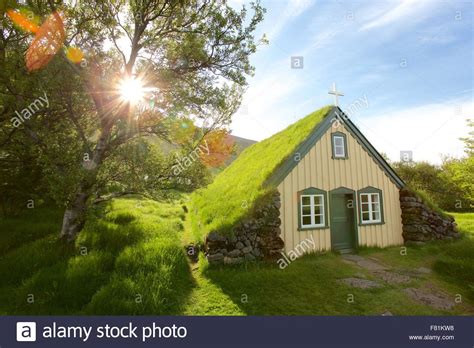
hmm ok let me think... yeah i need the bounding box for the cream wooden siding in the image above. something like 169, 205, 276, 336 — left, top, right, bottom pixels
277, 124, 403, 253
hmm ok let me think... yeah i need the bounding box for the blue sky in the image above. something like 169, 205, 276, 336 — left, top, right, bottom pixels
229, 0, 473, 164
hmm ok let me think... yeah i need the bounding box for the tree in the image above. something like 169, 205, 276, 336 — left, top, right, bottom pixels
460, 119, 474, 156
0, 0, 266, 240
392, 119, 474, 211
441, 119, 474, 211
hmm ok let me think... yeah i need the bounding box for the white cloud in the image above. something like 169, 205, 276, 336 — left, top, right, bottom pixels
265, 0, 315, 41
231, 56, 306, 140
356, 99, 472, 164
359, 0, 434, 32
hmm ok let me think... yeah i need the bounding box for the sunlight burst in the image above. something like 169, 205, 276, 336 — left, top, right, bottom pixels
119, 77, 146, 104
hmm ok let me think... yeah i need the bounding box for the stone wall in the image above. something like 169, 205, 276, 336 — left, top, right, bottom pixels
205, 190, 284, 265
400, 188, 460, 243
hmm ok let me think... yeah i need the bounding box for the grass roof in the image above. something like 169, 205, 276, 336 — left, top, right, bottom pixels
189, 105, 333, 241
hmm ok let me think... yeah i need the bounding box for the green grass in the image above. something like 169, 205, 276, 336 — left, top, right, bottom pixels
0, 197, 193, 315
358, 212, 474, 304
1, 200, 472, 315
433, 212, 474, 301
450, 212, 474, 235
190, 105, 332, 242
187, 251, 471, 315
0, 207, 63, 255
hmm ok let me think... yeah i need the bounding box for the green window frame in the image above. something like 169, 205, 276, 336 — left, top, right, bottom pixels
357, 186, 385, 225
331, 132, 348, 159
297, 187, 329, 230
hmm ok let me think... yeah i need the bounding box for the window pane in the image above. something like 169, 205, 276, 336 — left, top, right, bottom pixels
372, 211, 380, 221
361, 202, 369, 212
372, 194, 379, 203
314, 205, 321, 215
372, 202, 380, 212
334, 137, 343, 146
302, 216, 312, 226
302, 206, 311, 215
361, 194, 368, 203
313, 195, 322, 205
301, 196, 310, 205
314, 215, 322, 225
362, 212, 370, 221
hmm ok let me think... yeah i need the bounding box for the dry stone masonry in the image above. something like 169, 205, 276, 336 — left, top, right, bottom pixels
399, 188, 460, 243
205, 190, 284, 265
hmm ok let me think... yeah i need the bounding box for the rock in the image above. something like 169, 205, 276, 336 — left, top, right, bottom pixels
341, 254, 366, 262
207, 253, 224, 263
415, 267, 432, 274
339, 278, 382, 289
204, 190, 284, 265
373, 270, 411, 284
404, 241, 426, 246
356, 259, 389, 271
381, 311, 393, 316
207, 232, 226, 242
207, 232, 220, 242
228, 249, 241, 257
403, 288, 455, 310
224, 256, 244, 265
244, 253, 256, 261
242, 246, 252, 254
400, 188, 459, 243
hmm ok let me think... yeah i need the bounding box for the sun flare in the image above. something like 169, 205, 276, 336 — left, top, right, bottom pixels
118, 77, 146, 104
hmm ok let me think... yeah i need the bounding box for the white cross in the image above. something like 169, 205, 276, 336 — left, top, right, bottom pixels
328, 82, 344, 106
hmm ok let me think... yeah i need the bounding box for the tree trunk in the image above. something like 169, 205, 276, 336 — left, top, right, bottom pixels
60, 187, 90, 242
59, 124, 112, 241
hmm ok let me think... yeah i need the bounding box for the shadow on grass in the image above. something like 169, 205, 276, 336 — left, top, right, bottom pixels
200, 249, 471, 316
0, 197, 197, 315
200, 252, 382, 316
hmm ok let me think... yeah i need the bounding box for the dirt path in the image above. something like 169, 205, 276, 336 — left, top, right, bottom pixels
340, 254, 456, 311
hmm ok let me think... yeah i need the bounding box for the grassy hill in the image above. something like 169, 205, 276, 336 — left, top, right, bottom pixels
189, 106, 333, 242
229, 134, 257, 160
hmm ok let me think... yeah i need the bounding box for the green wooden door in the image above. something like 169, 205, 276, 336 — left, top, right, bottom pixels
330, 193, 356, 253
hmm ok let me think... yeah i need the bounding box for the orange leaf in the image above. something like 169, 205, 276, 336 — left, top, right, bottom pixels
26, 12, 65, 72
200, 130, 235, 168
6, 9, 39, 33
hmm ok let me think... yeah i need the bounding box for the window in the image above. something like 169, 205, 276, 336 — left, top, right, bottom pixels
331, 132, 347, 159
360, 193, 381, 223
298, 188, 328, 230
358, 187, 384, 225
300, 194, 325, 228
